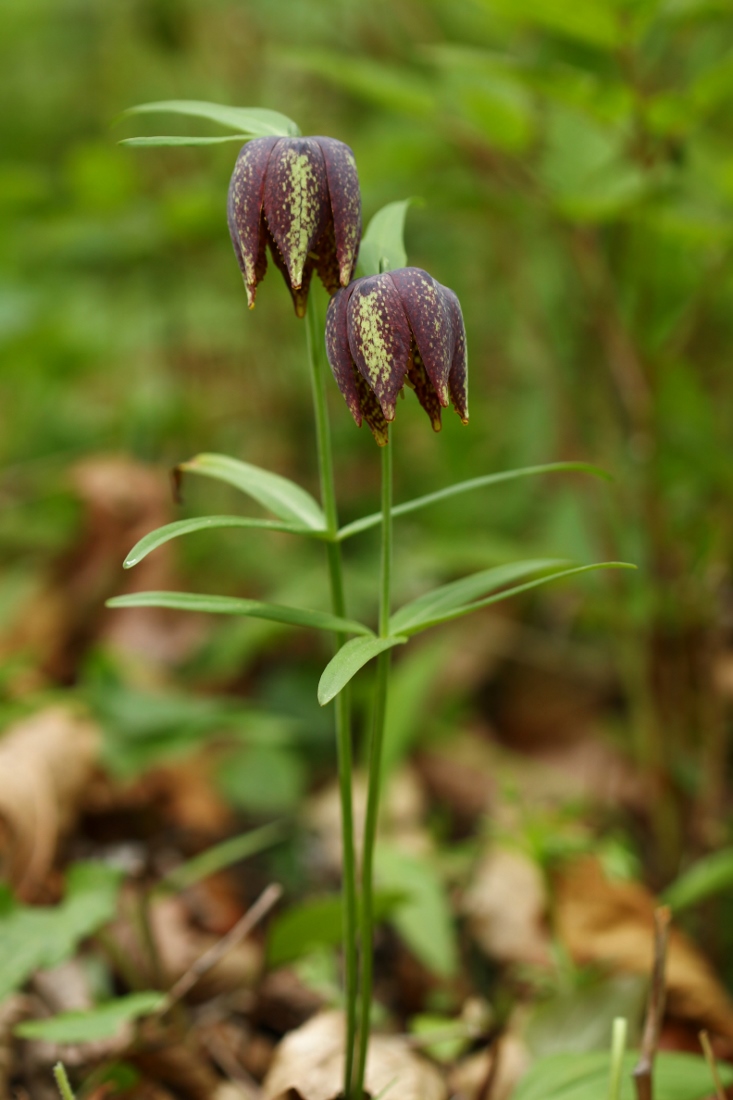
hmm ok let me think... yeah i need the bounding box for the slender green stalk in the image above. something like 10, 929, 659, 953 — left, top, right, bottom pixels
355, 437, 394, 1098
608, 1018, 628, 1100
53, 1064, 76, 1100
305, 292, 359, 1098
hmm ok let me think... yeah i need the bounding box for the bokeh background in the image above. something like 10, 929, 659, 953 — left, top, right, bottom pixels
3, 0, 733, 1011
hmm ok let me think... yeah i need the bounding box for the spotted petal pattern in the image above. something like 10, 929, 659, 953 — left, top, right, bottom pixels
443, 286, 468, 423
314, 137, 361, 287
347, 274, 412, 422
389, 268, 451, 409
227, 137, 279, 309
325, 267, 469, 445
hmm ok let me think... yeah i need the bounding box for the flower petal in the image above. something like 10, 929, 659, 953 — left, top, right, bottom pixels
347, 274, 412, 421
313, 220, 341, 296
263, 138, 329, 290
326, 286, 362, 426
442, 285, 469, 422
355, 370, 390, 446
407, 345, 443, 432
314, 137, 361, 288
389, 267, 451, 408
267, 223, 313, 318
227, 137, 279, 308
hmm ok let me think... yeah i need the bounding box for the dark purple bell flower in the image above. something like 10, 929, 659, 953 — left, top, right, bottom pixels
228, 136, 361, 317
325, 267, 468, 445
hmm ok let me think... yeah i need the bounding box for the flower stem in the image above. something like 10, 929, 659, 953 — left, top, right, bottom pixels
305, 292, 359, 1099
354, 435, 393, 1099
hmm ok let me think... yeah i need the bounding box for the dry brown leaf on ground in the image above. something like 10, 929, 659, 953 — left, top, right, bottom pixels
553, 856, 733, 1039
462, 846, 551, 967
262, 1011, 446, 1100
0, 706, 99, 898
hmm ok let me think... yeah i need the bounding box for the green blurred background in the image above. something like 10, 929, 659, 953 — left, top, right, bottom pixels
2, 0, 733, 882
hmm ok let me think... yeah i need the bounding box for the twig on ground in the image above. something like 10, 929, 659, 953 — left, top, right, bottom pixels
156, 883, 282, 1015
476, 1035, 502, 1100
699, 1030, 726, 1100
633, 906, 671, 1100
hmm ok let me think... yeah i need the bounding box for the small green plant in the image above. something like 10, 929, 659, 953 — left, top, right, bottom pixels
111, 99, 634, 1099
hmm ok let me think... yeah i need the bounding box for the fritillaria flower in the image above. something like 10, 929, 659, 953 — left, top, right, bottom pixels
228, 136, 361, 317
325, 267, 468, 445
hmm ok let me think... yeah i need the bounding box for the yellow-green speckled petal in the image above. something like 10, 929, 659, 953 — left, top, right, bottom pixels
346, 273, 412, 421
263, 138, 329, 290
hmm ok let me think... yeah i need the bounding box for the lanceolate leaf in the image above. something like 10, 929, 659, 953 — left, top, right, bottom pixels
124, 515, 318, 569
176, 453, 327, 531
318, 635, 407, 706
338, 462, 610, 540
15, 992, 165, 1044
392, 562, 636, 636
390, 559, 568, 635
357, 198, 414, 277
124, 101, 300, 137
106, 592, 372, 636
121, 134, 254, 147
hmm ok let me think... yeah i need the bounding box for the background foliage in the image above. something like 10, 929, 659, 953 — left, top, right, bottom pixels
2, 0, 733, 1074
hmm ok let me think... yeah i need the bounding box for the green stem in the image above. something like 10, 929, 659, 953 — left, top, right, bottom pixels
306, 292, 359, 1099
355, 437, 393, 1098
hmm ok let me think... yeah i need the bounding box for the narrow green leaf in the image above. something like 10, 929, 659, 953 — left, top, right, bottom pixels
158, 822, 289, 893
318, 635, 407, 706
357, 198, 415, 277
16, 992, 164, 1044
120, 134, 254, 147
663, 848, 733, 912
177, 453, 326, 531
391, 559, 569, 635
394, 563, 636, 636
124, 515, 317, 569
106, 592, 373, 636
338, 462, 610, 540
123, 101, 299, 137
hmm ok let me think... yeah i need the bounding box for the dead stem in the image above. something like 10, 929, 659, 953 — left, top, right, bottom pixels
633, 906, 671, 1100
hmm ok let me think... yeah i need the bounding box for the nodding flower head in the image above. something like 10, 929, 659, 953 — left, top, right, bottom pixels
228, 136, 361, 317
325, 267, 468, 445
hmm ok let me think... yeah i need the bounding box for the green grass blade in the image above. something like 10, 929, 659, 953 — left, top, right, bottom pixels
158, 822, 288, 893
395, 563, 636, 636
390, 559, 569, 634
177, 453, 327, 531
662, 848, 733, 912
318, 635, 407, 706
123, 101, 299, 136
123, 515, 318, 569
338, 462, 611, 540
106, 592, 373, 636
53, 1065, 76, 1100
608, 1018, 628, 1100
